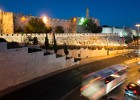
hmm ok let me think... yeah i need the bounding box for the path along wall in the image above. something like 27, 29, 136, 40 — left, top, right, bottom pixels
58, 48, 133, 58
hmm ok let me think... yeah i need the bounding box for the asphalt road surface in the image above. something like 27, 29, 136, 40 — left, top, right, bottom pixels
0, 52, 138, 100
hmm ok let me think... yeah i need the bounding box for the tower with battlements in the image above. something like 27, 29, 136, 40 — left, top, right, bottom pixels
0, 10, 14, 34
86, 7, 89, 18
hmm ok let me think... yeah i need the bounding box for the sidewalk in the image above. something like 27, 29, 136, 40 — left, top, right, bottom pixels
78, 52, 129, 66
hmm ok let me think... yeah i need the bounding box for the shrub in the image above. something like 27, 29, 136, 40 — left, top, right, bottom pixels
33, 37, 38, 45
28, 48, 42, 53
7, 42, 21, 49
97, 46, 103, 50
92, 46, 97, 50
0, 38, 7, 42
88, 46, 92, 50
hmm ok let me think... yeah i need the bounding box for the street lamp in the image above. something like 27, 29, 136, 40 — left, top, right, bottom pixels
106, 36, 109, 55
135, 24, 140, 62
42, 16, 48, 24
136, 24, 140, 35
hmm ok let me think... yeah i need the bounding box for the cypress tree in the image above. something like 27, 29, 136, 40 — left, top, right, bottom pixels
53, 32, 58, 53
44, 33, 50, 50
64, 43, 69, 57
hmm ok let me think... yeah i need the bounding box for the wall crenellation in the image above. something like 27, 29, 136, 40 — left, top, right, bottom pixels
0, 33, 118, 37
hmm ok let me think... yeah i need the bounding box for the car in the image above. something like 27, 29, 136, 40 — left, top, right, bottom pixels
125, 82, 140, 98
135, 50, 140, 54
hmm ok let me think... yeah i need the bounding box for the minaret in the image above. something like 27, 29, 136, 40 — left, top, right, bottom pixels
86, 7, 89, 18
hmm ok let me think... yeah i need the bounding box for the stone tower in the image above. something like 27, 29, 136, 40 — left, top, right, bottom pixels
0, 10, 14, 34
0, 10, 2, 33
86, 7, 89, 18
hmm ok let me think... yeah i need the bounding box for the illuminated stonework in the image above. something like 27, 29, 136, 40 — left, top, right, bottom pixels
0, 10, 100, 34
0, 11, 14, 34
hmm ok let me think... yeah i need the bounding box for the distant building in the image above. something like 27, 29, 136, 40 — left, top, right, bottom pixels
102, 27, 137, 37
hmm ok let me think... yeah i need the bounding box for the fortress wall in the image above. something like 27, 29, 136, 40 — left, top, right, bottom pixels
0, 42, 133, 92
0, 33, 121, 45
0, 43, 72, 91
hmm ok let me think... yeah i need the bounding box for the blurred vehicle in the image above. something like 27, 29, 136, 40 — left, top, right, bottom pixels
125, 82, 140, 98
81, 64, 127, 100
137, 79, 140, 85
135, 50, 140, 54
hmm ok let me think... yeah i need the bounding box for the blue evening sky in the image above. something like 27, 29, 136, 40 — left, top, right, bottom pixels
0, 0, 140, 28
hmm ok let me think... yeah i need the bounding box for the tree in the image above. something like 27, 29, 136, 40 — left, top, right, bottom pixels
102, 25, 110, 27
53, 33, 58, 53
7, 42, 21, 49
0, 38, 7, 42
24, 18, 47, 33
63, 43, 69, 57
44, 34, 50, 50
46, 26, 52, 33
54, 26, 64, 33
15, 26, 23, 33
82, 18, 102, 33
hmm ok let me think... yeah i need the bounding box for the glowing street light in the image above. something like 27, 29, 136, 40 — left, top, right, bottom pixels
42, 16, 48, 24
136, 24, 140, 27
73, 18, 76, 21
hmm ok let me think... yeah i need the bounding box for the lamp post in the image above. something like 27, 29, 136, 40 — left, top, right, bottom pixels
107, 36, 109, 55
135, 24, 140, 62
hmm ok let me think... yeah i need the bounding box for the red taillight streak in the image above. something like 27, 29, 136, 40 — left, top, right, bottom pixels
106, 80, 109, 83
133, 90, 137, 94
81, 83, 91, 91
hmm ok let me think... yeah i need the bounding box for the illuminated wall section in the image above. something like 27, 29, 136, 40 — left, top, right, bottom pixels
102, 27, 113, 33
2, 12, 14, 34
101, 27, 136, 37
132, 29, 137, 36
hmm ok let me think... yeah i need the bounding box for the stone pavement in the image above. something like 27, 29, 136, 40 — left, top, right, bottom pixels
78, 52, 130, 66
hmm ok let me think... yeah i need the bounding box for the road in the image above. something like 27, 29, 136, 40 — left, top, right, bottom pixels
63, 62, 140, 100
0, 52, 138, 100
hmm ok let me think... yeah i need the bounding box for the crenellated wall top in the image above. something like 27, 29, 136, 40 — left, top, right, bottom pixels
0, 33, 118, 37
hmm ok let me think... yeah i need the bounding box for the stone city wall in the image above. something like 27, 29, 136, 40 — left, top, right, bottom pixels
0, 33, 125, 46
0, 42, 75, 92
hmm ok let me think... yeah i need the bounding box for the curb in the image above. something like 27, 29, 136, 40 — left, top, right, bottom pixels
60, 86, 80, 100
